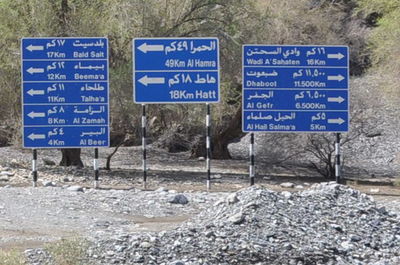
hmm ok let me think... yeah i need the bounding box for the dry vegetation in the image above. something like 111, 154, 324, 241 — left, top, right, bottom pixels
0, 250, 25, 265
0, 0, 397, 173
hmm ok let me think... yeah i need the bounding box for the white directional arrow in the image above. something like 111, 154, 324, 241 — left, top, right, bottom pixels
328, 118, 345, 125
27, 111, 46, 119
327, 53, 345, 60
138, 75, 165, 86
28, 133, 46, 141
26, 44, 44, 52
27, 67, 45, 75
327, 96, 345, 103
137, 43, 164, 53
27, 89, 45, 96
327, 74, 345, 82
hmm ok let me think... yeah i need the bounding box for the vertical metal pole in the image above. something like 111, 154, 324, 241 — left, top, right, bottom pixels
206, 103, 211, 191
32, 149, 38, 187
94, 148, 99, 188
142, 104, 147, 189
250, 133, 255, 186
335, 133, 341, 184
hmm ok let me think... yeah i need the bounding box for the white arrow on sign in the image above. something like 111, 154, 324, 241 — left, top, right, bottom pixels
26, 44, 44, 52
327, 53, 345, 60
27, 111, 46, 119
27, 67, 45, 75
137, 43, 164, 53
138, 75, 165, 86
327, 74, 345, 82
27, 89, 45, 96
327, 96, 345, 103
28, 133, 46, 141
328, 118, 345, 125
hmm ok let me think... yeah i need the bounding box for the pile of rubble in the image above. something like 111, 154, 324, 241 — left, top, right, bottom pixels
85, 183, 399, 265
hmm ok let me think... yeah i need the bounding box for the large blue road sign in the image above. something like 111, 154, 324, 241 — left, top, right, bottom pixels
21, 37, 109, 148
133, 38, 220, 103
243, 45, 349, 132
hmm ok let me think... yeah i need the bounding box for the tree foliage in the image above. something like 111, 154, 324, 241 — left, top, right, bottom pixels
0, 0, 376, 163
358, 0, 400, 100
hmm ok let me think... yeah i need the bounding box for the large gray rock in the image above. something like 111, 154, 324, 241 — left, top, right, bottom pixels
168, 194, 189, 205
42, 158, 56, 166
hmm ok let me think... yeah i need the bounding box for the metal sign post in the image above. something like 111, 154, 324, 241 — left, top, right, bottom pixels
21, 37, 110, 187
133, 38, 220, 189
249, 133, 255, 186
32, 149, 38, 187
206, 103, 211, 190
142, 104, 147, 189
335, 133, 341, 184
94, 148, 99, 188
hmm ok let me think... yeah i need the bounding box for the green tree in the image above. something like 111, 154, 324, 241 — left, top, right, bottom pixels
0, 0, 372, 163
358, 0, 400, 100
0, 0, 109, 165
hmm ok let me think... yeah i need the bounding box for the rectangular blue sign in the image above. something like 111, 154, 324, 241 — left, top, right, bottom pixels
244, 67, 348, 89
243, 45, 349, 133
23, 126, 108, 148
243, 90, 348, 110
243, 46, 348, 67
133, 38, 220, 103
23, 82, 108, 104
21, 37, 109, 148
22, 60, 108, 82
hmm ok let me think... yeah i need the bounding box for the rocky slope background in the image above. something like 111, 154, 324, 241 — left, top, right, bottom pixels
0, 0, 399, 179
229, 75, 400, 178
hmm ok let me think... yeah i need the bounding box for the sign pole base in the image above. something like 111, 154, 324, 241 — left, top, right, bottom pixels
32, 149, 38, 188
143, 180, 147, 190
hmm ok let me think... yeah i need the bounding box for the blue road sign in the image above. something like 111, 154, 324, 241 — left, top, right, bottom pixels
21, 37, 109, 148
242, 45, 349, 132
133, 38, 220, 103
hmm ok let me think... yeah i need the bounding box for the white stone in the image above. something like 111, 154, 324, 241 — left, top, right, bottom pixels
228, 212, 244, 224
280, 182, 295, 188
67, 185, 84, 192
226, 193, 238, 204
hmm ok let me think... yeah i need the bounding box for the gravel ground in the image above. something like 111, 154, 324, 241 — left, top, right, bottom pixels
0, 186, 225, 251
0, 145, 399, 265
20, 183, 400, 265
